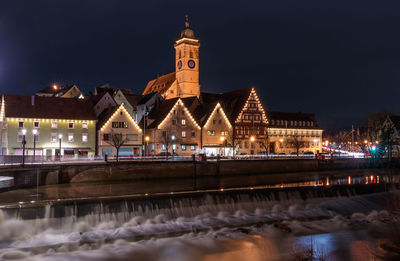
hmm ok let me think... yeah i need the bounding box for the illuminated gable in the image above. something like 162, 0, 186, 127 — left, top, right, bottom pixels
100, 104, 142, 132
235, 88, 268, 124
204, 103, 232, 129
158, 98, 201, 130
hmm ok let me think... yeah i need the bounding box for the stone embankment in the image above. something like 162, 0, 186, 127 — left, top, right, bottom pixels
0, 158, 379, 188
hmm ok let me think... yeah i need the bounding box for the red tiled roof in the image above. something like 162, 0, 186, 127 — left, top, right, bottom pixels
4, 94, 96, 120
143, 72, 176, 95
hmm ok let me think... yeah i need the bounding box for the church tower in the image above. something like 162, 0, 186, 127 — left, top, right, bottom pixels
174, 16, 200, 98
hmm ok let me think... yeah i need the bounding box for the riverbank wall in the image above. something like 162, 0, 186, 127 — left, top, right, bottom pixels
0, 157, 387, 188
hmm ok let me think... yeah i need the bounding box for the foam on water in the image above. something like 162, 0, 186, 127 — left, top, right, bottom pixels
0, 188, 397, 260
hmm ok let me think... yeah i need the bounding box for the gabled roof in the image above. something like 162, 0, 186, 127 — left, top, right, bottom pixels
137, 93, 158, 106
388, 115, 400, 131
89, 91, 116, 107
124, 94, 143, 108
98, 104, 142, 132
200, 87, 253, 123
146, 96, 200, 129
143, 72, 176, 96
3, 94, 96, 120
36, 85, 81, 98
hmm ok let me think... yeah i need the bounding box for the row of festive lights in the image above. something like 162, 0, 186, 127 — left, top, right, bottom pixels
203, 103, 232, 129
235, 88, 268, 124
100, 104, 142, 132
8, 118, 94, 123
324, 140, 380, 146
158, 99, 201, 130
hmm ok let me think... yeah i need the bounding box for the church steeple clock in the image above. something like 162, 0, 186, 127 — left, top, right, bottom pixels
174, 15, 200, 98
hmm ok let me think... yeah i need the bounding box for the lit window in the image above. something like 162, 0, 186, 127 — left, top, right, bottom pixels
18, 121, 24, 128
181, 145, 186, 151
182, 131, 186, 137
221, 131, 225, 135
51, 121, 57, 129
162, 144, 166, 150
172, 144, 176, 150
181, 119, 186, 125
68, 122, 74, 129
51, 133, 57, 142
225, 131, 228, 136
82, 121, 88, 129
33, 121, 40, 128
68, 133, 74, 142
82, 133, 88, 143
191, 145, 195, 151
151, 144, 154, 151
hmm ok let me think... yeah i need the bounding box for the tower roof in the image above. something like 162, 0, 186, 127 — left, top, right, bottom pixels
180, 15, 196, 39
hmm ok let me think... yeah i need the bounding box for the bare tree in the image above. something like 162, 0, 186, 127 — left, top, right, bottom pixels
160, 130, 179, 160
258, 135, 270, 155
380, 122, 397, 162
106, 130, 128, 162
225, 126, 240, 156
288, 132, 303, 156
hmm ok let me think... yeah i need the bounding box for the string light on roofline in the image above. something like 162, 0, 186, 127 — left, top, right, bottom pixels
158, 99, 201, 130
204, 103, 232, 129
235, 88, 268, 124
100, 104, 142, 132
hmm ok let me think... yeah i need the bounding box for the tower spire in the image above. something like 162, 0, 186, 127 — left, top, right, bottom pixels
185, 15, 189, 28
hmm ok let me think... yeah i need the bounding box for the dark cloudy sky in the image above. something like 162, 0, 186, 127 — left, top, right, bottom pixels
0, 0, 399, 130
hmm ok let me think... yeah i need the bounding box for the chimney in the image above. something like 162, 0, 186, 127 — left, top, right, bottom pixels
31, 95, 35, 106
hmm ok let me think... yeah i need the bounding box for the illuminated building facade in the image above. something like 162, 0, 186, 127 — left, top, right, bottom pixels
97, 104, 142, 156
0, 94, 96, 157
139, 18, 323, 156
267, 112, 323, 154
144, 97, 201, 156
143, 16, 200, 99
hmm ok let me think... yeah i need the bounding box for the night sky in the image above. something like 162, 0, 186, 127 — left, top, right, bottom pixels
1, 1, 399, 130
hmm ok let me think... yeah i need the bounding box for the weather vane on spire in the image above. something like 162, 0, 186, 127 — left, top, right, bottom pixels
185, 15, 189, 28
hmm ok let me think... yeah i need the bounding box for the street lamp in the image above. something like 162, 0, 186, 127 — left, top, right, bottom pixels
220, 137, 225, 156
58, 134, 62, 161
32, 129, 37, 162
313, 138, 318, 155
145, 136, 150, 156
21, 129, 27, 166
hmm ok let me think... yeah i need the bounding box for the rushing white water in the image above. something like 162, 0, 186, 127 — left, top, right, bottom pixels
0, 188, 397, 260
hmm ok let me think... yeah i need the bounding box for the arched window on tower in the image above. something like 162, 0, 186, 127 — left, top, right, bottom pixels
190, 50, 193, 58
179, 50, 181, 59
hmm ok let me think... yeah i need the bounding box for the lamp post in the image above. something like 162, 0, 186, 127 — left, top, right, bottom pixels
21, 129, 27, 166
313, 138, 318, 155
220, 136, 225, 156
250, 136, 255, 155
32, 129, 37, 163
58, 134, 62, 161
145, 136, 150, 157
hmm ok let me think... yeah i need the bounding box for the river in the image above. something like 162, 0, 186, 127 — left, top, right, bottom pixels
0, 169, 398, 260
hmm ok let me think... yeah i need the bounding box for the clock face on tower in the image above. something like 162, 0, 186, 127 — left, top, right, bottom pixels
188, 60, 196, 69
177, 60, 182, 69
